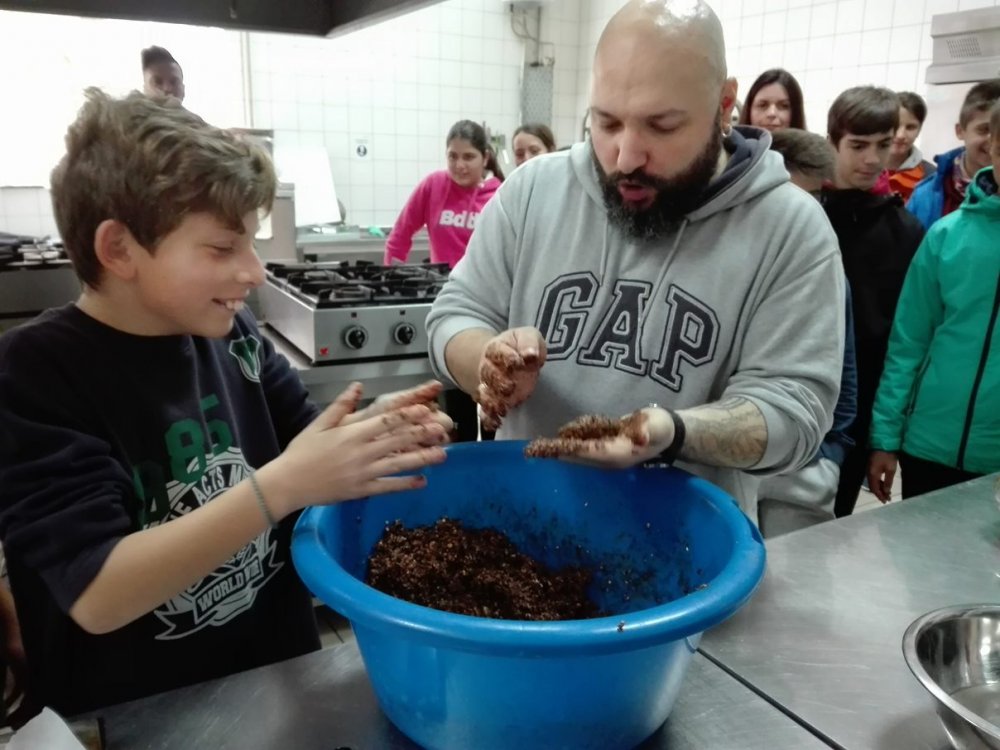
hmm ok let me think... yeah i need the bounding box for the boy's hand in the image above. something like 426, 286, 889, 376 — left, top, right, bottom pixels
477, 327, 546, 431
343, 380, 454, 435
265, 383, 448, 515
867, 450, 898, 503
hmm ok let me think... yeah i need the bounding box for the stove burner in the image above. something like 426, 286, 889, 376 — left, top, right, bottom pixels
313, 283, 375, 306
0, 234, 70, 270
266, 260, 450, 308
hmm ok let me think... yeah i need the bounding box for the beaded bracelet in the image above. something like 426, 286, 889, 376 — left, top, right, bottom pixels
249, 470, 279, 529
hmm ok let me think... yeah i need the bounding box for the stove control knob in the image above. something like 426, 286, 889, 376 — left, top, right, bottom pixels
344, 325, 368, 350
393, 322, 417, 345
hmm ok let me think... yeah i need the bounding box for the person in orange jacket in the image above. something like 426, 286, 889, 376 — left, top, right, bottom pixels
887, 92, 936, 202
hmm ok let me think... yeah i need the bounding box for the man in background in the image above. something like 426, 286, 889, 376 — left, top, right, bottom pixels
142, 45, 185, 102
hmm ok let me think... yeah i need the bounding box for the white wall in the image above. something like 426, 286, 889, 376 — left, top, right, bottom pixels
247, 0, 584, 228
0, 11, 245, 237
542, 1, 587, 145
5, 0, 1000, 237
0, 0, 584, 235
575, 0, 1000, 153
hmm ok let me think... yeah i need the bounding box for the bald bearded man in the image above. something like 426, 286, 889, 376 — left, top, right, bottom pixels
426, 0, 846, 515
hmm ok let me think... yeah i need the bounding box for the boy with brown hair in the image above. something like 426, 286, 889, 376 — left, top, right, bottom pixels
908, 79, 1000, 228
821, 86, 924, 516
0, 89, 450, 718
888, 91, 936, 201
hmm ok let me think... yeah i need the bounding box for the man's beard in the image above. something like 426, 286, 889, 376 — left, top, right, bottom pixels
593, 126, 723, 241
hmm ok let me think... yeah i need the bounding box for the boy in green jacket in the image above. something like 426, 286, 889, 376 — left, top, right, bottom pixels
868, 101, 1000, 500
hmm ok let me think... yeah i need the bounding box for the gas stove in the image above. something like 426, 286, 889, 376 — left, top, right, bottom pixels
0, 233, 80, 332
0, 232, 72, 270
258, 260, 450, 364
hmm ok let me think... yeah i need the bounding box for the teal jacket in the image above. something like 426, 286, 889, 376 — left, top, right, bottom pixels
870, 167, 1000, 474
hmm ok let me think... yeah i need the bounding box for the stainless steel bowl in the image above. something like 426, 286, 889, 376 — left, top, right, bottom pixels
903, 605, 1000, 749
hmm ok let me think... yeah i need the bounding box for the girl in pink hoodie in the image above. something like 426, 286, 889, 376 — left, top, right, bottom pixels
385, 120, 504, 268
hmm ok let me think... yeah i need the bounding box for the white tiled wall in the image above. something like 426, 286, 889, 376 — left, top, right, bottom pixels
0, 10, 245, 236
5, 0, 1000, 236
247, 0, 583, 228
247, 1, 520, 227
0, 188, 58, 240
0, 1, 583, 234
541, 1, 587, 146
575, 0, 1000, 152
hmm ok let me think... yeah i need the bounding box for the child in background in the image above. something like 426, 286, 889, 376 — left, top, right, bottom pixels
887, 92, 936, 202
512, 123, 556, 167
384, 120, 503, 268
385, 119, 504, 442
869, 100, 1000, 501
820, 87, 925, 517
908, 79, 1000, 229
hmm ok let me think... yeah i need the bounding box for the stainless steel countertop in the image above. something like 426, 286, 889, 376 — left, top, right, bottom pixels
297, 229, 427, 247
90, 643, 831, 749
0, 265, 79, 317
700, 474, 1000, 750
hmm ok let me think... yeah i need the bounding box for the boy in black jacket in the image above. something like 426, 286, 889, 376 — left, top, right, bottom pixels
0, 89, 451, 717
821, 86, 925, 516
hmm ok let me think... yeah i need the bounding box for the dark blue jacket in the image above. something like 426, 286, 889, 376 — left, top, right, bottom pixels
818, 285, 857, 466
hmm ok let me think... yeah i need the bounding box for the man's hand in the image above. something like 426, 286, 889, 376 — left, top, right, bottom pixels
867, 450, 898, 503
477, 327, 547, 431
525, 408, 675, 469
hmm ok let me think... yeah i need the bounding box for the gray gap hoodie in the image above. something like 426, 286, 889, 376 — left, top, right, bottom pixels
426, 127, 845, 515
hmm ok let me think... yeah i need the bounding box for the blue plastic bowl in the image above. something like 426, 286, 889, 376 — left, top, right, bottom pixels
293, 441, 765, 750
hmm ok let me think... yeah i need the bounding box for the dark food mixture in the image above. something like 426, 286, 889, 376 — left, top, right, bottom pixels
366, 519, 599, 620
524, 412, 646, 458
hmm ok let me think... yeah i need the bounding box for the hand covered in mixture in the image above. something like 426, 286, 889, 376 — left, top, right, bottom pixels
477, 327, 547, 431
524, 408, 676, 470
343, 379, 454, 438
272, 383, 451, 508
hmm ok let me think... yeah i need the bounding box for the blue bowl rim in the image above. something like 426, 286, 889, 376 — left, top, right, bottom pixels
292, 441, 766, 656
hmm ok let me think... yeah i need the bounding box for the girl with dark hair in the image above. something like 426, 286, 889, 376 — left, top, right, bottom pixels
739, 68, 806, 132
385, 119, 503, 268
386, 120, 502, 443
513, 123, 557, 166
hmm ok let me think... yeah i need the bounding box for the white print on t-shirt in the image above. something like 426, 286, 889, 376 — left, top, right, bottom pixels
438, 209, 478, 229
152, 447, 282, 641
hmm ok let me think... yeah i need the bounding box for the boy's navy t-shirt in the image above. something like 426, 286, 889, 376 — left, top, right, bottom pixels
0, 304, 322, 715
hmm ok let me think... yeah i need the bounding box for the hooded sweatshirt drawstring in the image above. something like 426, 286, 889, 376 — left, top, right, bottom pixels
639, 219, 689, 362
598, 221, 612, 287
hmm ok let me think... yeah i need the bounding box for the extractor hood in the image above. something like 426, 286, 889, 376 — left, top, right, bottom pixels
0, 0, 441, 37
926, 6, 1000, 84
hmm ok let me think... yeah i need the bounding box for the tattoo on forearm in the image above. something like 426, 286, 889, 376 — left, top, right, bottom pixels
676, 397, 767, 469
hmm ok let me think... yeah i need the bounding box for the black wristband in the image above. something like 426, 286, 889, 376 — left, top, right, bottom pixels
653, 409, 686, 466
